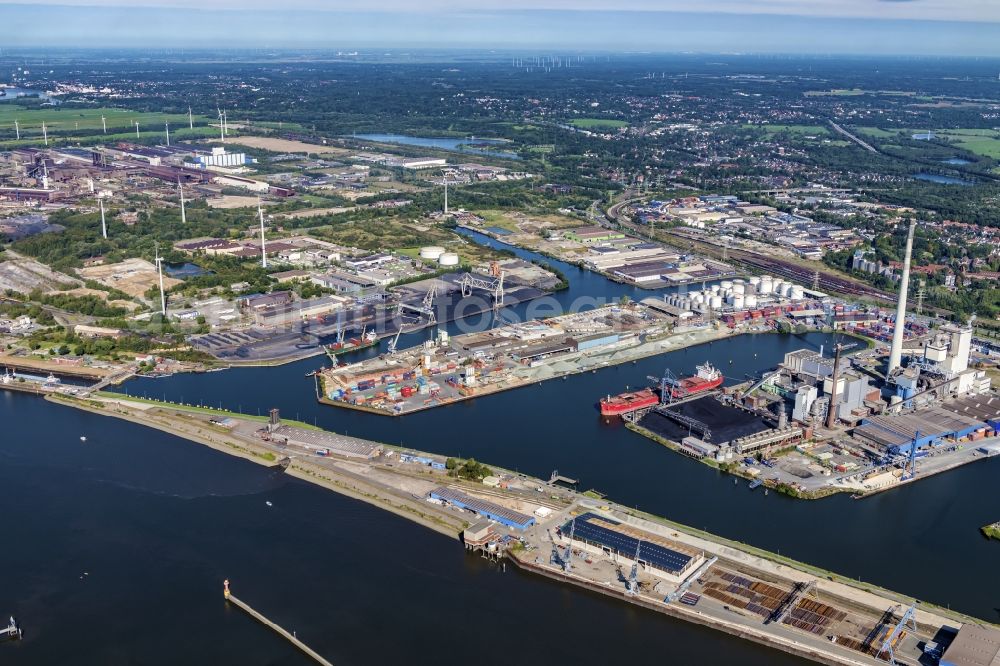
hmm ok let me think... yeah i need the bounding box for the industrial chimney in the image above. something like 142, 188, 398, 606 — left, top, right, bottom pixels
825, 343, 843, 429
887, 218, 917, 376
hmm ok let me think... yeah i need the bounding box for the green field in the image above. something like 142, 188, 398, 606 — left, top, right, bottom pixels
569, 118, 628, 130
745, 124, 829, 136
853, 126, 1000, 159
940, 130, 1000, 159
853, 127, 900, 138
0, 105, 213, 137
804, 89, 866, 97
0, 125, 222, 148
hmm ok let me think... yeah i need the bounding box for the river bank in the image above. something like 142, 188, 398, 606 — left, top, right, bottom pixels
44, 390, 988, 666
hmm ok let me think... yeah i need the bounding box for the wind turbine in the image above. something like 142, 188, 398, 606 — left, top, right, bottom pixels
154, 244, 167, 317
218, 109, 225, 142
42, 121, 48, 146
178, 178, 186, 224
188, 106, 193, 130
14, 119, 19, 140
101, 115, 106, 133
99, 197, 107, 239
165, 122, 170, 146
222, 109, 228, 136
257, 199, 268, 269
134, 120, 140, 140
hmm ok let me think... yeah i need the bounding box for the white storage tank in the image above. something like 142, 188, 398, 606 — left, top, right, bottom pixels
710, 295, 723, 309
791, 286, 805, 301
759, 279, 773, 295
420, 246, 446, 260
733, 283, 746, 295
745, 294, 758, 309
438, 252, 460, 266
780, 283, 793, 297
720, 280, 733, 291
733, 295, 745, 309
693, 294, 705, 304
749, 276, 761, 287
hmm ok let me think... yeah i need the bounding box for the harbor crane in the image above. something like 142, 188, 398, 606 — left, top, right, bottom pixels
461, 266, 505, 307
648, 368, 683, 404
903, 431, 920, 481
387, 326, 404, 355
562, 517, 576, 572
625, 541, 643, 596
548, 518, 576, 572
878, 602, 919, 665
396, 286, 438, 325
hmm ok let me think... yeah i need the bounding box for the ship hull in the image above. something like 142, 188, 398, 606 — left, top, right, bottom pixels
671, 374, 723, 399
599, 389, 659, 417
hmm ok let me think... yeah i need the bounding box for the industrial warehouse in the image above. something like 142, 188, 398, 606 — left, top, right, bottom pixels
618, 221, 1000, 498
557, 513, 701, 581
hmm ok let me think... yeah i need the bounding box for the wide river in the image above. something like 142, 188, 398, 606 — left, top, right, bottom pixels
4, 231, 998, 664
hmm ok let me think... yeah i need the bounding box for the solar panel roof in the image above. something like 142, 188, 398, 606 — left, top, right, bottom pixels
563, 513, 694, 574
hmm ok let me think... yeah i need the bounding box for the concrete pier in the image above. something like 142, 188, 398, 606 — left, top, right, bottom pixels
224, 581, 333, 666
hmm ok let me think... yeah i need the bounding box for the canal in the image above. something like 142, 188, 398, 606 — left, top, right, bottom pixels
1, 390, 805, 665
121, 230, 1000, 622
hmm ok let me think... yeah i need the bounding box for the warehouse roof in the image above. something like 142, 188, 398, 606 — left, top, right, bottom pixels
856, 407, 984, 449
941, 624, 1000, 666
430, 487, 534, 528
271, 424, 381, 459
945, 395, 1000, 423
563, 513, 696, 575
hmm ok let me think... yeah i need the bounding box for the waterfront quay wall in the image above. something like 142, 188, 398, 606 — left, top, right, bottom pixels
508, 554, 870, 666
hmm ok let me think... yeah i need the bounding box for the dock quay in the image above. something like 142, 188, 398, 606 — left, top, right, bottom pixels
190, 279, 552, 365
318, 302, 735, 416
223, 580, 333, 666
48, 392, 997, 666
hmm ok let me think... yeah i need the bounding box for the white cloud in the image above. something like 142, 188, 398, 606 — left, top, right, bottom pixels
1, 0, 999, 22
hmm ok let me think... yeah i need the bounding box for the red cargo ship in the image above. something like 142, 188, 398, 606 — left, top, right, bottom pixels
599, 388, 659, 417
671, 362, 723, 399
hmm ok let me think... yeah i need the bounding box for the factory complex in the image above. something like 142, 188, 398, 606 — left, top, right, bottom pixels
620, 220, 1000, 498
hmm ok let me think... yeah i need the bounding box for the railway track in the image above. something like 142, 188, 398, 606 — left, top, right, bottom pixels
605, 198, 900, 305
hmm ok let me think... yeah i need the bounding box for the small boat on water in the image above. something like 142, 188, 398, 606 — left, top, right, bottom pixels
265, 501, 273, 507
749, 479, 763, 490
79, 436, 87, 442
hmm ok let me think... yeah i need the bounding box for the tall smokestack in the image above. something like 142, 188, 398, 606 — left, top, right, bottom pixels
826, 343, 843, 429
887, 218, 917, 376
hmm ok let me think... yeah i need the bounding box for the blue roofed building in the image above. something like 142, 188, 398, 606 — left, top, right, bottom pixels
559, 512, 701, 581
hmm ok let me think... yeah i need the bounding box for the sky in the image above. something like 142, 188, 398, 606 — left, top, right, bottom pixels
1, 1, 999, 55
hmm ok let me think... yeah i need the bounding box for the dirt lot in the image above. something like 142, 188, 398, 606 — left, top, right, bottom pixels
206, 195, 265, 210
227, 136, 350, 156
79, 259, 182, 300
0, 255, 81, 293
